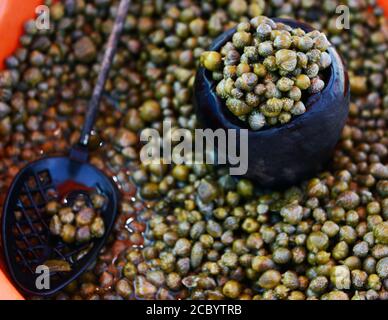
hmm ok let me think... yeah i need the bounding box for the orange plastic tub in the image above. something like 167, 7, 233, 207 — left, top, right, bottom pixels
0, 0, 44, 69
0, 0, 387, 301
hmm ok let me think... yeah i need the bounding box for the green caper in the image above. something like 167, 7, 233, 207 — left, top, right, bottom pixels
222, 280, 241, 298
232, 31, 252, 48
275, 49, 297, 72
374, 222, 388, 244
307, 232, 329, 253
90, 217, 105, 238
75, 208, 95, 227
61, 224, 76, 244
298, 36, 314, 51
295, 74, 311, 90
276, 77, 294, 92
258, 270, 281, 289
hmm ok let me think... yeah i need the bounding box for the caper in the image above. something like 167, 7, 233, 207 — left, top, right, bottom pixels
222, 280, 241, 299
46, 201, 60, 216
58, 207, 75, 225
306, 232, 329, 253
74, 224, 91, 243
276, 77, 294, 92
61, 224, 76, 244
90, 217, 105, 238
330, 265, 351, 289
76, 208, 95, 227
248, 111, 266, 130
50, 215, 62, 236
275, 49, 297, 72
280, 203, 303, 224
73, 36, 97, 63
139, 100, 161, 122
200, 51, 223, 71
309, 77, 325, 94
376, 257, 388, 278
256, 23, 272, 40
258, 270, 281, 289
262, 98, 283, 117
232, 31, 252, 48
295, 74, 311, 90
226, 97, 252, 116
258, 41, 273, 57
298, 36, 314, 51
290, 101, 306, 115
374, 222, 388, 245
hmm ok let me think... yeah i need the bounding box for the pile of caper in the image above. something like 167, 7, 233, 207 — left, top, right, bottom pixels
117, 164, 388, 300
0, 0, 386, 301
48, 192, 106, 244
200, 16, 332, 130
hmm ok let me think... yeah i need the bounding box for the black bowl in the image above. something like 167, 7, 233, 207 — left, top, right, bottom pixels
194, 18, 350, 188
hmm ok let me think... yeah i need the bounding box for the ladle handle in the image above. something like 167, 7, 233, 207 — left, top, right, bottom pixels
78, 0, 130, 147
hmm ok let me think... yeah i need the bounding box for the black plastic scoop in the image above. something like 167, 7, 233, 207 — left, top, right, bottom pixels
1, 0, 130, 297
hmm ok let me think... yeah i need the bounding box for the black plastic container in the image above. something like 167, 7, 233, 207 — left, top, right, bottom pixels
194, 18, 350, 188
